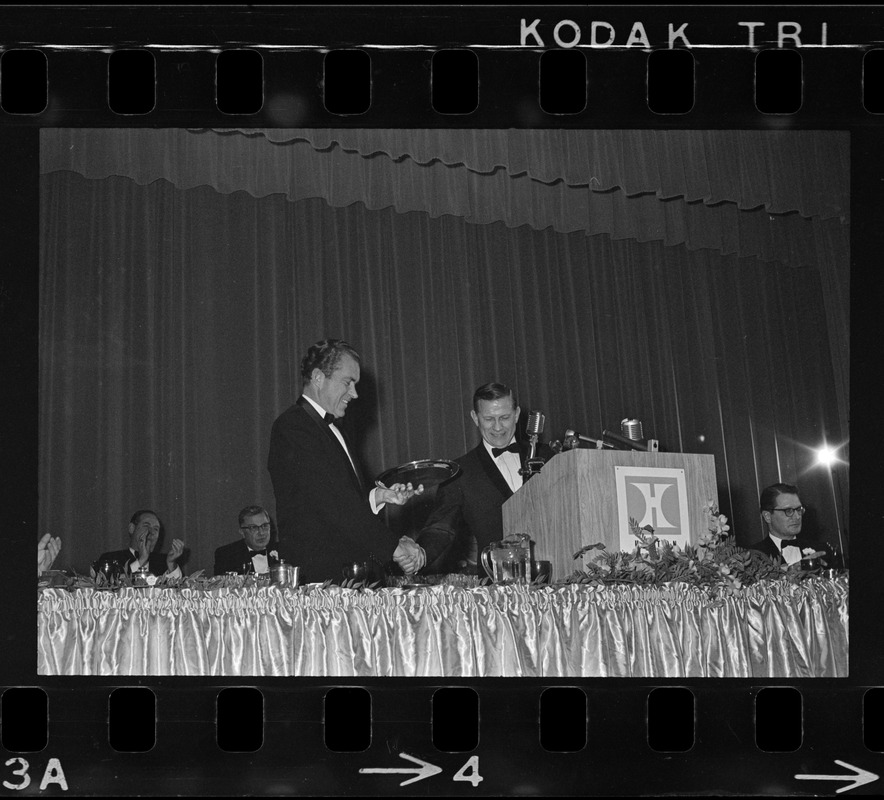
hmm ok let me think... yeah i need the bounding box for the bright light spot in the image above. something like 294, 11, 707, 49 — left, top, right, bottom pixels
815, 446, 839, 466
697, 434, 705, 443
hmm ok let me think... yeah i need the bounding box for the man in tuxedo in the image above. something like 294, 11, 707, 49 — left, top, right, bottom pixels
93, 510, 185, 578
749, 483, 834, 566
395, 382, 553, 576
213, 505, 288, 576
267, 339, 422, 584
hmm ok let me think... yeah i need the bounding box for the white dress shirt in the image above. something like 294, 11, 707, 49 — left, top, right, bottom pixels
125, 547, 183, 578
770, 535, 802, 565
249, 551, 269, 575
483, 438, 523, 494
302, 394, 384, 514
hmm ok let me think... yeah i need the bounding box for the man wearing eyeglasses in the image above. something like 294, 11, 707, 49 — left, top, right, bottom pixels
213, 505, 285, 576
750, 483, 832, 566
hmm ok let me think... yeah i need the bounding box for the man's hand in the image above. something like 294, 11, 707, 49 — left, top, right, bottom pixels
37, 533, 61, 575
376, 482, 425, 506
166, 538, 185, 568
135, 530, 151, 563
393, 536, 426, 575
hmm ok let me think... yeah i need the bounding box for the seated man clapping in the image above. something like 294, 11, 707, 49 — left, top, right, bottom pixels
93, 510, 184, 578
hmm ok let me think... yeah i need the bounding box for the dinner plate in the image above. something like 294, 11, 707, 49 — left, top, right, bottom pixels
375, 458, 460, 490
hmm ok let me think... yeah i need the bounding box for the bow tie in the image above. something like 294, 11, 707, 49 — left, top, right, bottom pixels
492, 443, 520, 458
324, 413, 336, 427
249, 548, 267, 558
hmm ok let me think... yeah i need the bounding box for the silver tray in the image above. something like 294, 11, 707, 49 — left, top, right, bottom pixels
375, 458, 460, 489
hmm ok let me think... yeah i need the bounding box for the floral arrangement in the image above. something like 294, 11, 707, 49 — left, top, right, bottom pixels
564, 501, 833, 594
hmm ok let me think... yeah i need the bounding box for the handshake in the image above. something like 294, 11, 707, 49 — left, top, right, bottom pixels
393, 535, 427, 575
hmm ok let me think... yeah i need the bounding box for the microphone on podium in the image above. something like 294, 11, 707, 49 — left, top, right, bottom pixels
563, 429, 612, 449
601, 429, 659, 452
520, 410, 547, 480
526, 410, 545, 438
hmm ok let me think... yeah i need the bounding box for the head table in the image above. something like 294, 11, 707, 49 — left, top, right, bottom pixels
38, 576, 847, 678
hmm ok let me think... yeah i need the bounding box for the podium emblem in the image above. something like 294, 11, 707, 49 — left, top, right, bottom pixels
614, 467, 690, 551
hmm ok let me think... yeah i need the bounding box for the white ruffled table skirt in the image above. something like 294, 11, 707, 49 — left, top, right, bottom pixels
38, 577, 848, 678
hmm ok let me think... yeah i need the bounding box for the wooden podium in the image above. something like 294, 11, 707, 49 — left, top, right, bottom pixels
502, 450, 719, 582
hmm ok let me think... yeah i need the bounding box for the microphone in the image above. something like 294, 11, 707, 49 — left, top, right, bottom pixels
520, 410, 547, 480
620, 418, 644, 441
564, 429, 611, 449
602, 428, 659, 452
526, 410, 545, 437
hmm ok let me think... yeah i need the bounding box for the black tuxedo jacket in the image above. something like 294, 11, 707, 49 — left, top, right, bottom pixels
267, 396, 396, 583
94, 548, 173, 576
213, 539, 287, 576
416, 441, 554, 574
749, 533, 833, 565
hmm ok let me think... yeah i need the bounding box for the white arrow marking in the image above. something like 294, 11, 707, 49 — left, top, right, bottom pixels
795, 760, 879, 794
359, 752, 443, 787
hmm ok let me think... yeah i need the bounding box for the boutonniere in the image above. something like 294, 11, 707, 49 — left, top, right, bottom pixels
269, 550, 279, 560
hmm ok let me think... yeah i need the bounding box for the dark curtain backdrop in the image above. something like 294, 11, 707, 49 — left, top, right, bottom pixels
40, 128, 851, 440
39, 130, 849, 575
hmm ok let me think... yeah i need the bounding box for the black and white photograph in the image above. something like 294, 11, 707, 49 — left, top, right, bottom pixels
7, 5, 883, 796
36, 126, 849, 679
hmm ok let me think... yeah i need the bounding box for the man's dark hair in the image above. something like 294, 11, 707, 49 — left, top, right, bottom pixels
129, 509, 159, 526
760, 483, 801, 511
472, 382, 518, 413
300, 339, 361, 386
238, 505, 269, 526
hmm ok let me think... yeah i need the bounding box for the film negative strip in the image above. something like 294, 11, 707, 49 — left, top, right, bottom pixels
4, 3, 883, 796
